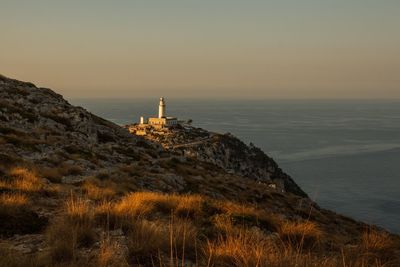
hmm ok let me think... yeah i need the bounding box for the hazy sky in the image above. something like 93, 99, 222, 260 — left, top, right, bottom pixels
1, 0, 399, 99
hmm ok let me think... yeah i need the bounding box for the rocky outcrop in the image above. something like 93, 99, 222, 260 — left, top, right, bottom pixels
0, 75, 157, 173
126, 124, 307, 197
179, 132, 306, 197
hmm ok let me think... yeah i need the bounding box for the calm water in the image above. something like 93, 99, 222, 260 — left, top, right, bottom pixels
70, 98, 400, 233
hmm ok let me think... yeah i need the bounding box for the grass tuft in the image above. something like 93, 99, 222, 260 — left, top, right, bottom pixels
279, 221, 322, 249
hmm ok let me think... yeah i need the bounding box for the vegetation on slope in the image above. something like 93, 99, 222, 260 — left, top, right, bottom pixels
0, 166, 399, 266
0, 75, 399, 266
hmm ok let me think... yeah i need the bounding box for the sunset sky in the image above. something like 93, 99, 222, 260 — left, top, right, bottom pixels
1, 0, 399, 99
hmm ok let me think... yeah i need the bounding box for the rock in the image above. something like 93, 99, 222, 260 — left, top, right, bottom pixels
62, 175, 86, 185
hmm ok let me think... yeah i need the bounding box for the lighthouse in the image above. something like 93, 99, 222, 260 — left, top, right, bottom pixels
159, 97, 166, 118
137, 97, 178, 129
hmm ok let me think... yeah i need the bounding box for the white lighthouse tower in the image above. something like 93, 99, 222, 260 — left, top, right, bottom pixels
137, 97, 177, 129
158, 97, 166, 118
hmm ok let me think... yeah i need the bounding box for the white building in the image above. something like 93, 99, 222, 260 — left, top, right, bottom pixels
141, 97, 178, 128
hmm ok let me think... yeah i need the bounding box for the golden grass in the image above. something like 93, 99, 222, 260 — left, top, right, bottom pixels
95, 201, 114, 221
98, 237, 129, 267
0, 188, 397, 267
206, 229, 271, 267
215, 200, 280, 232
82, 179, 116, 201
217, 201, 260, 217
126, 217, 198, 264
174, 194, 203, 217
108, 192, 204, 222
45, 198, 97, 265
205, 228, 396, 267
0, 193, 28, 208
279, 221, 322, 249
213, 214, 235, 235
362, 229, 393, 252
8, 167, 43, 192
65, 196, 93, 227
127, 219, 168, 257
0, 191, 47, 237
113, 192, 156, 219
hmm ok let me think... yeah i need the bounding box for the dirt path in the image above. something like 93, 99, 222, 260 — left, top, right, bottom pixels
171, 137, 212, 149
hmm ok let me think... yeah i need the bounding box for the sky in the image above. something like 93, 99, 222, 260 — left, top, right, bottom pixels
1, 0, 399, 99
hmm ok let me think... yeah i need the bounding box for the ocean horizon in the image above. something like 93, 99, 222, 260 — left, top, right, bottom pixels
70, 98, 400, 233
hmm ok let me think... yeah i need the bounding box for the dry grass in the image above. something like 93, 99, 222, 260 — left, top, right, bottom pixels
206, 229, 271, 267
279, 221, 322, 249
217, 201, 260, 217
0, 193, 28, 208
215, 200, 280, 232
0, 245, 35, 267
65, 196, 92, 223
362, 229, 393, 252
64, 197, 96, 247
0, 193, 30, 225
0, 188, 398, 267
359, 228, 397, 264
8, 167, 43, 192
82, 178, 116, 201
127, 219, 168, 258
106, 192, 204, 224
169, 217, 198, 257
45, 198, 97, 265
174, 194, 203, 218
98, 237, 129, 267
113, 192, 157, 220
0, 192, 47, 236
45, 218, 77, 264
212, 214, 236, 236
127, 217, 198, 264
205, 227, 397, 267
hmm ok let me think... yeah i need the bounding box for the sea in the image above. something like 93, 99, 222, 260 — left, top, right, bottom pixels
70, 98, 400, 234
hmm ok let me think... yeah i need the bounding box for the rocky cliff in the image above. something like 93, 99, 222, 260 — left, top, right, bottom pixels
125, 124, 307, 197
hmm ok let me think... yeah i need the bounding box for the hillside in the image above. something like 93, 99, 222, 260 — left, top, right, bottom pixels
0, 74, 399, 267
125, 124, 306, 197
